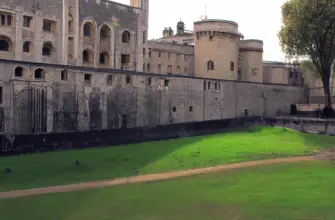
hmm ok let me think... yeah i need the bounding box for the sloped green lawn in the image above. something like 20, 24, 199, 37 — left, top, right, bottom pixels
0, 126, 334, 191
1, 161, 334, 220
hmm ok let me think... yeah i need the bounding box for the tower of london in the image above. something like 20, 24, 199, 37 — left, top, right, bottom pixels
0, 0, 304, 137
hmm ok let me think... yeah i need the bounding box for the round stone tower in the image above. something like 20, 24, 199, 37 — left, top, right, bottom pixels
238, 39, 263, 82
194, 19, 243, 80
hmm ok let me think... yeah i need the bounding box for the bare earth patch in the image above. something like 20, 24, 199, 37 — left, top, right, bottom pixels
315, 147, 335, 161
0, 156, 314, 199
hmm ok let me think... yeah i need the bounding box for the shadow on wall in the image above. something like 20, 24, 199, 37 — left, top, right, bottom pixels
2, 116, 335, 157
2, 117, 260, 156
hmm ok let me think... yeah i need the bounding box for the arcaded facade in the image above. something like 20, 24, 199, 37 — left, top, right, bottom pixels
0, 0, 148, 71
0, 0, 306, 139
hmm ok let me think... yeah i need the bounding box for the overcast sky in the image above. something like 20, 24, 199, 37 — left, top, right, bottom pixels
113, 0, 287, 61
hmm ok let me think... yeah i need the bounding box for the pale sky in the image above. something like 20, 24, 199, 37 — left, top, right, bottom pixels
113, 0, 287, 62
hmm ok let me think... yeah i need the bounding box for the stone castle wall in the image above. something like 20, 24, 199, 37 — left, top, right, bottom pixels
0, 59, 306, 135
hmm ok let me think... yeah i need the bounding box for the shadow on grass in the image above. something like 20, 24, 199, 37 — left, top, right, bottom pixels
0, 136, 201, 191
299, 132, 335, 152
261, 125, 335, 155
270, 123, 335, 152
1, 125, 334, 192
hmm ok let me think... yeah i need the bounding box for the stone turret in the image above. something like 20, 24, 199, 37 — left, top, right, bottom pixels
163, 27, 174, 37
194, 19, 243, 80
176, 20, 185, 35
238, 39, 264, 82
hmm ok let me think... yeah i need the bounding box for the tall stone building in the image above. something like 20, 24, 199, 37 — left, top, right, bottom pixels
0, 0, 305, 140
0, 0, 300, 84
0, 0, 148, 70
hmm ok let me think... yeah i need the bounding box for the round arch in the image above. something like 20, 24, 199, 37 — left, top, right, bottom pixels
99, 51, 109, 65
98, 22, 115, 35
121, 30, 131, 43
98, 22, 115, 65
13, 66, 29, 78
23, 41, 33, 53
42, 42, 53, 56
0, 35, 13, 52
99, 24, 112, 39
81, 18, 97, 37
33, 67, 46, 79
82, 48, 94, 63
207, 60, 214, 70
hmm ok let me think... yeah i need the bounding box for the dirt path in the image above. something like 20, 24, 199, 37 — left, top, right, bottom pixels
0, 156, 314, 199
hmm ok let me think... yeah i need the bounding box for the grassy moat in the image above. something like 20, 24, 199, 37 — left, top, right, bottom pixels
1, 126, 335, 220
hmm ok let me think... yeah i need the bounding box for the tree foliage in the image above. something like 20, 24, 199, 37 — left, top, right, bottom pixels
300, 60, 320, 78
278, 0, 335, 108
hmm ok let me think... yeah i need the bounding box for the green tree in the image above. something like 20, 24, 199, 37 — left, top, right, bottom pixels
278, 0, 335, 109
300, 60, 319, 77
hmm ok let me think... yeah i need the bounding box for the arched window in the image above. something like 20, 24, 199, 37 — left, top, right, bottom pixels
34, 68, 46, 79
230, 61, 234, 71
14, 66, 24, 77
0, 36, 11, 51
207, 60, 214, 70
100, 25, 110, 39
99, 52, 109, 64
42, 42, 53, 56
83, 22, 93, 37
83, 50, 89, 62
122, 31, 130, 43
82, 49, 93, 63
23, 41, 33, 53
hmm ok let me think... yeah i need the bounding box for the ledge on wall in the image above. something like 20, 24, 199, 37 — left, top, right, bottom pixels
0, 59, 303, 87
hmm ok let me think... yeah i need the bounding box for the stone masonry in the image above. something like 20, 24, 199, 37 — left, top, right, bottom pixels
0, 0, 306, 137
0, 59, 305, 135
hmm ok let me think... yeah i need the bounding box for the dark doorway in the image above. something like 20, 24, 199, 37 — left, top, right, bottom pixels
121, 115, 128, 129
244, 109, 250, 117
290, 104, 297, 115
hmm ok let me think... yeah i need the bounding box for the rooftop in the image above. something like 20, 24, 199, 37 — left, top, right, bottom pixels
194, 19, 238, 27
